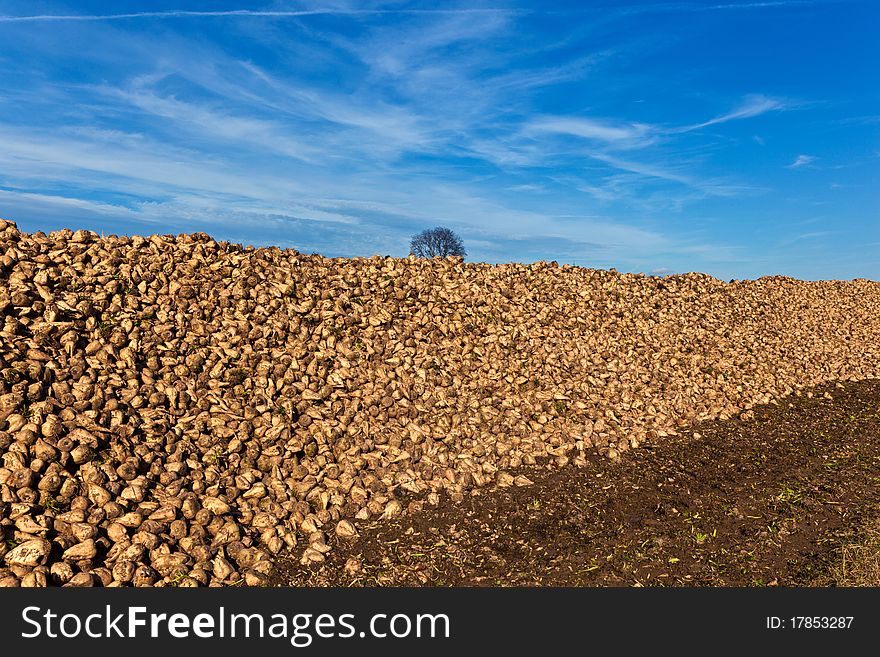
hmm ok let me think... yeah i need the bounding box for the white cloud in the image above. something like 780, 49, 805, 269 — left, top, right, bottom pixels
0, 8, 511, 23
583, 151, 698, 186
787, 154, 816, 168
506, 184, 544, 193
779, 230, 833, 247
677, 94, 789, 132
527, 117, 656, 148
0, 188, 140, 216
97, 85, 321, 163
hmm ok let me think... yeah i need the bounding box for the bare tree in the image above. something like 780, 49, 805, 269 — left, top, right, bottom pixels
409, 227, 466, 259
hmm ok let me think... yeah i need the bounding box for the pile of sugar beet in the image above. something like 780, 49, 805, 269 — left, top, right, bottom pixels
1, 217, 879, 586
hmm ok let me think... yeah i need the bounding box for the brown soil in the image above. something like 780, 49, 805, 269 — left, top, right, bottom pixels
271, 378, 880, 587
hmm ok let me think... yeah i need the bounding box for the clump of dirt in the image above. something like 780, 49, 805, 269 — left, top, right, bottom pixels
273, 379, 880, 586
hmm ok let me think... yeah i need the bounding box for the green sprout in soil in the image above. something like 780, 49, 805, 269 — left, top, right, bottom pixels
167, 571, 188, 586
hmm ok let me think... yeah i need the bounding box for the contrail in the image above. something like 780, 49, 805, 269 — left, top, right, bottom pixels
0, 8, 511, 23
0, 1, 846, 23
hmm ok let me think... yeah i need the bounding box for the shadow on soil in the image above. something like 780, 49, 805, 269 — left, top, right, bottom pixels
272, 379, 880, 587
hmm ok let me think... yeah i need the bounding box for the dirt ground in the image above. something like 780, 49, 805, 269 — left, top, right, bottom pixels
271, 379, 880, 587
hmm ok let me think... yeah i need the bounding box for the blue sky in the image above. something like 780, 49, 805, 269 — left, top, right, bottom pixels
0, 1, 876, 280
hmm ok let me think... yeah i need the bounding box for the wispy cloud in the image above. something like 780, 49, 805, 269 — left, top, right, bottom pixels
779, 230, 834, 247
528, 93, 791, 148
677, 94, 789, 131
97, 84, 321, 163
515, 92, 793, 192
619, 0, 852, 16
526, 116, 656, 148
584, 151, 694, 185
0, 188, 140, 216
2, 2, 832, 24
787, 154, 817, 168
0, 8, 513, 23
